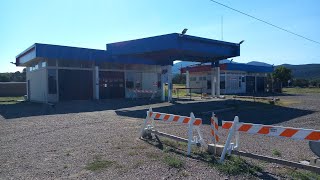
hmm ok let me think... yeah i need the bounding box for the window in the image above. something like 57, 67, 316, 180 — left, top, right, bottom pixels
203, 77, 206, 80
48, 69, 57, 94
126, 72, 142, 89
190, 77, 196, 81
220, 81, 225, 89
41, 61, 47, 68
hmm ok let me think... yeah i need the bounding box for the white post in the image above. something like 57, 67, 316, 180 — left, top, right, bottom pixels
220, 116, 239, 162
167, 65, 172, 102
217, 67, 220, 96
211, 68, 216, 97
94, 66, 99, 100
186, 70, 190, 94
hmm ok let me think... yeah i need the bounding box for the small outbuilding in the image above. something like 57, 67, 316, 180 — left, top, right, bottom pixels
15, 33, 241, 102
180, 62, 273, 95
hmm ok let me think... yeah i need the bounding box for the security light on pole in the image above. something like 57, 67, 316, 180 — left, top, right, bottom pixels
180, 28, 188, 37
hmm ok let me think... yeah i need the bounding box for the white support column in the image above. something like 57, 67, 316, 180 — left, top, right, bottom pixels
94, 66, 99, 100
216, 67, 220, 96
211, 68, 216, 97
167, 65, 173, 102
186, 70, 190, 94
161, 67, 166, 101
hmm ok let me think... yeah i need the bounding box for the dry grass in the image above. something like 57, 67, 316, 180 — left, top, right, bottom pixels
283, 87, 320, 94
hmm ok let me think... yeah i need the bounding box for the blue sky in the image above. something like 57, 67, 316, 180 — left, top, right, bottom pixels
1, 0, 319, 72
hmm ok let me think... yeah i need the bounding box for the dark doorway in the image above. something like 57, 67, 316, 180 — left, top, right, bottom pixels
58, 70, 93, 101
99, 71, 125, 99
257, 77, 266, 92
246, 76, 255, 93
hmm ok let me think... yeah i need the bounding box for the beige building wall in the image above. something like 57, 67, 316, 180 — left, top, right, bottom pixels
26, 68, 47, 102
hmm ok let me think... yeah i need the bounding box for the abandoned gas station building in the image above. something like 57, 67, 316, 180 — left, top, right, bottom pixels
15, 33, 240, 102
180, 62, 273, 95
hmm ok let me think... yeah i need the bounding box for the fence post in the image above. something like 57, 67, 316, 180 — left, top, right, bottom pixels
220, 116, 239, 162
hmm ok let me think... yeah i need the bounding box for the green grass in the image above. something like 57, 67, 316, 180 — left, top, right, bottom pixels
283, 87, 320, 94
209, 156, 262, 176
288, 169, 320, 180
163, 155, 184, 168
0, 96, 24, 104
272, 149, 282, 157
85, 159, 114, 171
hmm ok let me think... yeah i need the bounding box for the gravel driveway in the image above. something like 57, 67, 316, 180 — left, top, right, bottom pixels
0, 94, 319, 179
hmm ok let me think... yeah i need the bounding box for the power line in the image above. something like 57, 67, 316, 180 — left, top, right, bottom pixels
208, 0, 320, 45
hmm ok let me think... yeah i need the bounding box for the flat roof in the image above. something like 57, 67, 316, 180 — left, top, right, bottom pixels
181, 63, 274, 73
16, 33, 241, 66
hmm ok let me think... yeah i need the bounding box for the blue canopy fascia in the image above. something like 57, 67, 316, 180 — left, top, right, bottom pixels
106, 33, 240, 63
16, 43, 164, 66
226, 63, 274, 73
16, 33, 240, 66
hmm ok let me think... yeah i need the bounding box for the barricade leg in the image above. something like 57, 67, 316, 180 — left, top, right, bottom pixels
187, 123, 193, 155
220, 116, 239, 162
140, 107, 153, 137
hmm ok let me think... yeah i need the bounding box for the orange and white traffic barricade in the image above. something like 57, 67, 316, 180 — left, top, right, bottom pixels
219, 116, 320, 162
210, 112, 220, 145
130, 89, 158, 100
140, 107, 206, 155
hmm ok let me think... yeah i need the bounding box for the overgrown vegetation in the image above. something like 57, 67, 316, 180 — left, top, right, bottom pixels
0, 70, 26, 82
85, 159, 114, 171
209, 156, 262, 176
287, 169, 320, 180
272, 149, 282, 157
163, 155, 184, 168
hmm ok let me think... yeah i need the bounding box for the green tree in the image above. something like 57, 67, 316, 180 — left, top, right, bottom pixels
273, 66, 292, 89
172, 74, 186, 84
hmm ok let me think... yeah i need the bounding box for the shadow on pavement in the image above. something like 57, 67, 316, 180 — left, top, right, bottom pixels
116, 99, 314, 125
0, 98, 314, 126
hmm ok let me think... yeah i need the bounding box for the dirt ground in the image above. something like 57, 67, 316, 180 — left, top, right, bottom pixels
0, 93, 319, 179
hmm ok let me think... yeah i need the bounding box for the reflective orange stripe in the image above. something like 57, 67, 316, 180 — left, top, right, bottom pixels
222, 122, 232, 129
155, 113, 161, 119
211, 129, 215, 136
173, 116, 180, 121
305, 131, 320, 141
257, 127, 270, 134
279, 129, 298, 137
193, 119, 202, 126
163, 114, 170, 121
183, 117, 190, 124
238, 124, 253, 132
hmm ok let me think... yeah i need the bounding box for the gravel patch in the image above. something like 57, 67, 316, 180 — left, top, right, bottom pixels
0, 94, 319, 179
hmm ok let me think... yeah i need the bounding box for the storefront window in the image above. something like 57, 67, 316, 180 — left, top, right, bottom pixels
126, 72, 142, 89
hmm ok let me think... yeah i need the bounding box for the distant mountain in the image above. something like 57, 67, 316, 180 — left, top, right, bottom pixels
172, 61, 198, 74
247, 61, 272, 67
280, 64, 320, 80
